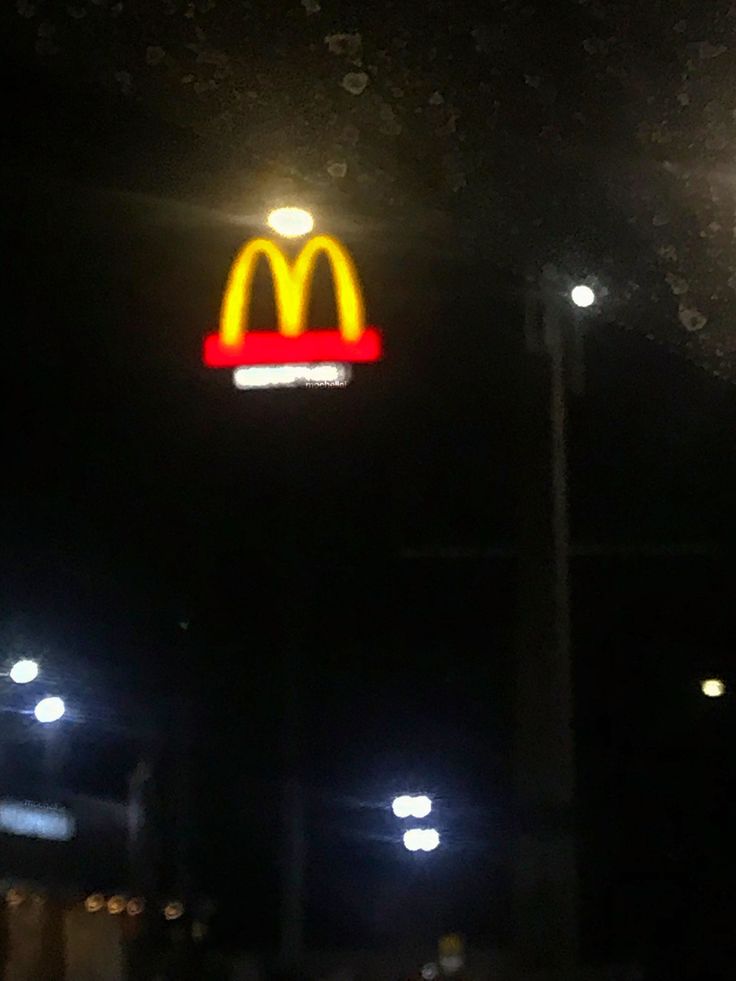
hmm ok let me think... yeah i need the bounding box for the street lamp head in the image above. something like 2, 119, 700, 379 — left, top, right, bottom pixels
403, 828, 441, 852
392, 794, 433, 819
266, 207, 314, 238
570, 284, 596, 308
34, 696, 65, 724
701, 678, 726, 698
9, 659, 39, 685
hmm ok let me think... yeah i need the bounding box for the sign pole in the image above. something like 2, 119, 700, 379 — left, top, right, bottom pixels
512, 272, 579, 980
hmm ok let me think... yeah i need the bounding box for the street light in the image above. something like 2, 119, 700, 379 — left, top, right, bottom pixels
266, 207, 314, 238
9, 659, 39, 685
570, 284, 596, 308
701, 678, 726, 698
392, 794, 432, 819
403, 828, 440, 852
34, 696, 65, 724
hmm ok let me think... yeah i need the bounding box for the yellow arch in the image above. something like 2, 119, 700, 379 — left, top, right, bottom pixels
219, 234, 366, 345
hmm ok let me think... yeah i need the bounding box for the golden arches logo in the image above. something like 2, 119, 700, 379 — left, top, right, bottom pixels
220, 235, 365, 344
203, 234, 382, 369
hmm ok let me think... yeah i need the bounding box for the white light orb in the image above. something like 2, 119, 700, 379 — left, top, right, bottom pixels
403, 828, 441, 852
34, 696, 65, 724
571, 284, 596, 308
392, 795, 413, 819
411, 795, 432, 819
266, 207, 314, 238
10, 659, 39, 685
701, 678, 726, 698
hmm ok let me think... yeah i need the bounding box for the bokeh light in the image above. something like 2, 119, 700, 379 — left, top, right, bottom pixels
266, 207, 314, 238
34, 696, 65, 724
570, 284, 596, 308
10, 659, 39, 685
701, 678, 726, 698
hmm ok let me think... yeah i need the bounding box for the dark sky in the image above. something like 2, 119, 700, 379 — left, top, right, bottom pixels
4, 16, 736, 976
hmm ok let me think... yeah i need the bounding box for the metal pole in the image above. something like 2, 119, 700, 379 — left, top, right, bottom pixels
278, 631, 305, 974
512, 277, 579, 981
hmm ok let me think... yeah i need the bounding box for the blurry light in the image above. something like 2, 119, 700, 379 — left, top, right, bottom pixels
0, 799, 75, 841
34, 696, 65, 724
6, 888, 25, 908
392, 795, 413, 818
9, 659, 39, 685
412, 795, 432, 818
107, 896, 126, 915
702, 678, 726, 698
164, 901, 185, 921
403, 828, 441, 852
570, 284, 596, 308
439, 955, 464, 975
85, 894, 105, 913
267, 207, 314, 238
127, 898, 145, 916
392, 794, 432, 819
422, 965, 439, 981
233, 362, 351, 390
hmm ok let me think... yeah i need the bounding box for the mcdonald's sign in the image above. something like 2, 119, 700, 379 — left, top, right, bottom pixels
203, 234, 383, 388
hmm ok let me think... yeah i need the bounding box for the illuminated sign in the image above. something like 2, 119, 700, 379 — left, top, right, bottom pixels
203, 234, 382, 387
0, 799, 76, 842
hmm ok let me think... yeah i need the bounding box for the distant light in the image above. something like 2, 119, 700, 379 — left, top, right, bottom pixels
34, 696, 65, 724
571, 284, 596, 308
411, 795, 432, 818
10, 659, 39, 685
0, 799, 75, 841
392, 795, 413, 818
422, 965, 439, 981
267, 207, 314, 238
403, 828, 441, 852
233, 362, 351, 390
85, 894, 105, 913
107, 896, 126, 915
6, 888, 26, 908
702, 678, 726, 698
127, 898, 145, 916
164, 901, 185, 921
392, 794, 433, 819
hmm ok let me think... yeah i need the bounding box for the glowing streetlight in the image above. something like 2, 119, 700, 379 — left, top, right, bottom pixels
9, 659, 39, 685
392, 794, 433, 819
570, 284, 596, 308
34, 696, 65, 724
266, 207, 314, 238
403, 828, 440, 852
701, 678, 726, 698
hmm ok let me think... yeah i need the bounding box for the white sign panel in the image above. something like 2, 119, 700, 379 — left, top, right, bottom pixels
0, 799, 76, 842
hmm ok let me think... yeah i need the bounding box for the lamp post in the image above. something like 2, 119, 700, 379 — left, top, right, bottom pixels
512, 268, 597, 981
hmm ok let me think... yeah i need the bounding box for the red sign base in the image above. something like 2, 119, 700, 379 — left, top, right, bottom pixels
203, 328, 382, 367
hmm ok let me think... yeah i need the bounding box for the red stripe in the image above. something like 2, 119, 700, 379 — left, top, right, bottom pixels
203, 328, 383, 367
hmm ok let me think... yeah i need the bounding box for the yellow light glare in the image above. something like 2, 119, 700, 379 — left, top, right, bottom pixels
267, 207, 314, 238
220, 234, 366, 344
85, 893, 105, 913
6, 888, 25, 908
164, 900, 185, 921
107, 895, 126, 915
701, 678, 726, 698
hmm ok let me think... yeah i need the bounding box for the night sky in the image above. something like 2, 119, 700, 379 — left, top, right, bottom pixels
5, 6, 736, 977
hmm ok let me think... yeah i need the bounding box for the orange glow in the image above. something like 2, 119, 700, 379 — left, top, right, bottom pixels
204, 234, 382, 369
